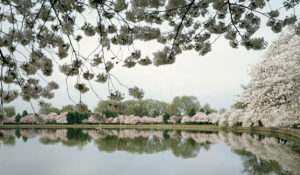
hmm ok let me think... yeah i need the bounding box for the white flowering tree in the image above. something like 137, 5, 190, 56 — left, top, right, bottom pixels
0, 0, 299, 122
241, 21, 300, 127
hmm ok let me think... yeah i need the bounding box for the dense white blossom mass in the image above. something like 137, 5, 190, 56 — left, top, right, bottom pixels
240, 20, 300, 127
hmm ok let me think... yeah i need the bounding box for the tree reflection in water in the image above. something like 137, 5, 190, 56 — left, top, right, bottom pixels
0, 129, 15, 145
63, 129, 91, 148
0, 128, 299, 174
233, 149, 293, 175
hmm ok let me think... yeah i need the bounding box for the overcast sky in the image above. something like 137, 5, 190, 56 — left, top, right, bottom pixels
10, 29, 278, 113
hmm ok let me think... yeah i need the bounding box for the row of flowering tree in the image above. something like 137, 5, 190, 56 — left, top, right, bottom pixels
0, 109, 226, 125
0, 108, 268, 126
1, 95, 218, 123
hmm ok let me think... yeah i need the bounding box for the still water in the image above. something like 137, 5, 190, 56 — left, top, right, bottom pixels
0, 128, 299, 175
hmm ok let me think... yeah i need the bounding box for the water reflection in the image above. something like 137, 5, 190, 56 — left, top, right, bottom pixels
0, 128, 299, 174
234, 149, 293, 175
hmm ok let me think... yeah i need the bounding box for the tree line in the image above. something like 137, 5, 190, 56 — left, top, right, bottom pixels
94, 95, 218, 118
3, 95, 221, 123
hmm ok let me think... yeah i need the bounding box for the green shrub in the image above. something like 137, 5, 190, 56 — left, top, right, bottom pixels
163, 113, 170, 124
15, 113, 22, 123
291, 124, 300, 129
66, 112, 89, 124
233, 122, 243, 127
22, 110, 28, 117
258, 120, 264, 127
188, 108, 196, 116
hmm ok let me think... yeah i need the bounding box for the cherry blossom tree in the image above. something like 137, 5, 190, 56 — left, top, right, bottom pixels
20, 114, 37, 124
56, 112, 68, 123
240, 20, 300, 127
45, 112, 58, 123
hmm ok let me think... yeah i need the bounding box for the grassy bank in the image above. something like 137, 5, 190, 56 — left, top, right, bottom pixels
1, 124, 300, 144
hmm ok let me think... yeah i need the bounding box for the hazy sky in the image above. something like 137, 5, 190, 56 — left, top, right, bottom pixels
7, 1, 299, 113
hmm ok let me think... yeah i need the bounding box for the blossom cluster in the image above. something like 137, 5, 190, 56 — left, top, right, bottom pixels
3, 112, 68, 124
105, 115, 163, 124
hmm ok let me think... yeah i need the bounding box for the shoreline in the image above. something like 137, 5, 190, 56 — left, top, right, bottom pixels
1, 124, 300, 144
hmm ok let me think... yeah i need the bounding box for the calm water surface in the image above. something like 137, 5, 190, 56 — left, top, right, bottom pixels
0, 128, 299, 175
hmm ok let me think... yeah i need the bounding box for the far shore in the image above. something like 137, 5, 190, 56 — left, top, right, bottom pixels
1, 124, 300, 144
